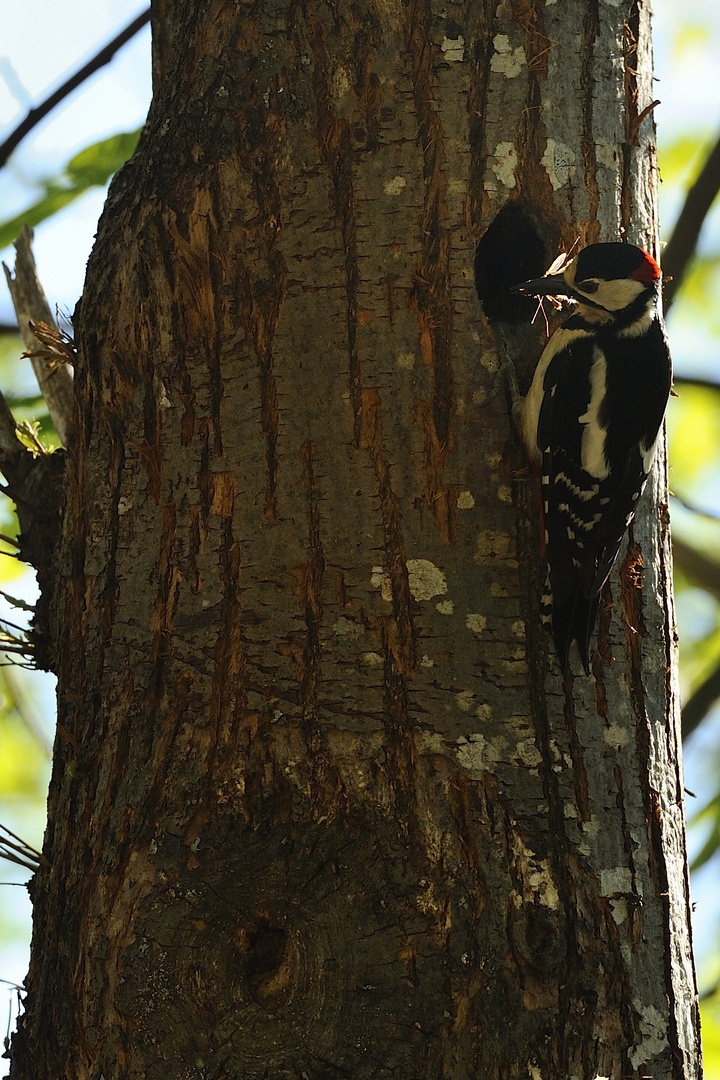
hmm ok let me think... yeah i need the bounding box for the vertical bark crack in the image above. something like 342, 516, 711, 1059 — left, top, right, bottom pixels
403, 1, 456, 538
299, 439, 325, 752
620, 3, 641, 236
237, 84, 289, 523
308, 12, 363, 444
580, 0, 601, 239
360, 387, 417, 677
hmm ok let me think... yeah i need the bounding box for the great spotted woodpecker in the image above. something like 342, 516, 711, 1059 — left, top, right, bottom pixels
511, 242, 672, 673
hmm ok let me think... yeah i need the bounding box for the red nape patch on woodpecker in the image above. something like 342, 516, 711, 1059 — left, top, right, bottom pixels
631, 249, 662, 284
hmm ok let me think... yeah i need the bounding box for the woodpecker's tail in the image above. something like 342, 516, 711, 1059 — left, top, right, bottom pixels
542, 571, 598, 674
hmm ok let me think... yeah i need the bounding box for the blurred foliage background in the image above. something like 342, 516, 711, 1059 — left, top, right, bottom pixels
2, 0, 720, 1074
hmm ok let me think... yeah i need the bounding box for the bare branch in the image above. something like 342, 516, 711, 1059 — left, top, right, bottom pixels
662, 131, 720, 313
672, 536, 720, 598
3, 226, 74, 446
0, 9, 150, 169
673, 374, 720, 394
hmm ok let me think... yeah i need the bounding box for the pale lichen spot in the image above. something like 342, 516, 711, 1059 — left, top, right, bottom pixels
415, 731, 445, 754
512, 619, 525, 637
490, 141, 518, 189
384, 175, 407, 196
466, 613, 487, 635
361, 651, 384, 666
600, 866, 633, 896
421, 654, 434, 667
497, 484, 512, 503
436, 599, 454, 615
456, 733, 505, 778
476, 703, 493, 722
448, 177, 467, 196
490, 34, 526, 77
609, 898, 628, 926
479, 350, 500, 374
457, 490, 475, 510
472, 388, 487, 406
542, 138, 577, 190
370, 566, 392, 602
396, 351, 415, 369
595, 139, 618, 168
515, 740, 542, 768
456, 689, 475, 712
490, 582, 508, 597
629, 1006, 669, 1069
475, 530, 514, 560
333, 617, 364, 639
527, 862, 560, 909
441, 35, 465, 61
486, 451, 503, 467
603, 723, 629, 748
407, 559, 447, 600
582, 817, 601, 837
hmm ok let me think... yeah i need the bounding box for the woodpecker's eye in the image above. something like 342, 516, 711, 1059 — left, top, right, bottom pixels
576, 279, 600, 293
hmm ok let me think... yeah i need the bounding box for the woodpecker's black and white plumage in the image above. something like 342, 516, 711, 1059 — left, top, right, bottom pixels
511, 242, 672, 673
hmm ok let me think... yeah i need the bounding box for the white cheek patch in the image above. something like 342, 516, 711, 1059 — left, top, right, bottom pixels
577, 348, 610, 479
593, 277, 646, 311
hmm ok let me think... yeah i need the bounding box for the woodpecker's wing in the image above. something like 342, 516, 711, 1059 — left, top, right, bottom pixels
536, 335, 597, 669
536, 316, 670, 671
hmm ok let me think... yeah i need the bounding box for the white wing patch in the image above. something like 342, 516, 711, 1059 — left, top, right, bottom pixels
578, 347, 610, 479
518, 326, 591, 464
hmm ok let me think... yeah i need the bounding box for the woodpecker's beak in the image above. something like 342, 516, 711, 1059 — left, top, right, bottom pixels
511, 273, 571, 298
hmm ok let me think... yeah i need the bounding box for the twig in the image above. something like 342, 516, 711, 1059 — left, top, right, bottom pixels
662, 130, 720, 313
671, 493, 720, 524
0, 9, 151, 169
0, 822, 42, 870
683, 659, 720, 740
3, 227, 74, 446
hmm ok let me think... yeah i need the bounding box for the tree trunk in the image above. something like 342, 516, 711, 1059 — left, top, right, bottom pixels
10, 2, 699, 1078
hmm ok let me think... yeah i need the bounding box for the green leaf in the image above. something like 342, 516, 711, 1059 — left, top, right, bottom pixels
66, 130, 141, 188
0, 128, 141, 250
701, 995, 720, 1079
668, 384, 720, 493
659, 135, 711, 189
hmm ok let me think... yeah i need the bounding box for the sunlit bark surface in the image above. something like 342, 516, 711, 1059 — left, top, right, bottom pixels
10, 2, 698, 1078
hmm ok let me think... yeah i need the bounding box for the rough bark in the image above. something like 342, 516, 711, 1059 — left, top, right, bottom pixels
10, 1, 698, 1078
